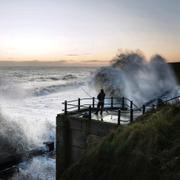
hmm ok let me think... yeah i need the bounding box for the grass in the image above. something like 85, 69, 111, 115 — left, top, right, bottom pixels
61, 104, 180, 180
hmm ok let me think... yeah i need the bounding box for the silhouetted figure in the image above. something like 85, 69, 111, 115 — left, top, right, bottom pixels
95, 89, 105, 115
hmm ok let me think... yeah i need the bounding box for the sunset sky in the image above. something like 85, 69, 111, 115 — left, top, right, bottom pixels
0, 0, 180, 64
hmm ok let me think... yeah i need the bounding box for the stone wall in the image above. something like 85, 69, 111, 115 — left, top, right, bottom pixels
56, 114, 117, 179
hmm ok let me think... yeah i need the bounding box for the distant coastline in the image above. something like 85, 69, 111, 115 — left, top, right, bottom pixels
0, 60, 178, 67
0, 60, 110, 67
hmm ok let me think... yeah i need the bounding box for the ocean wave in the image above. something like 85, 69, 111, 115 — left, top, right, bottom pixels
11, 157, 55, 180
29, 76, 61, 82
0, 112, 30, 155
94, 52, 178, 106
0, 77, 28, 99
33, 81, 83, 96
28, 74, 77, 83
0, 75, 83, 98
62, 74, 77, 80
39, 76, 61, 81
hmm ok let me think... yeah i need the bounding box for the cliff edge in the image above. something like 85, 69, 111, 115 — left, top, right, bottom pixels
61, 104, 180, 180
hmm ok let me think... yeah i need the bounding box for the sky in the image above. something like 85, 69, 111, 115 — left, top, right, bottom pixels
0, 0, 180, 64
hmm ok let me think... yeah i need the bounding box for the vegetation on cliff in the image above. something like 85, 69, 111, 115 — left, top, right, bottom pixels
62, 104, 180, 180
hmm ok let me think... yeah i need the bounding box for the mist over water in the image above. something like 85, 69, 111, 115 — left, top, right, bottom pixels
0, 58, 177, 179
0, 66, 96, 179
94, 51, 178, 106
11, 157, 55, 180
0, 113, 29, 153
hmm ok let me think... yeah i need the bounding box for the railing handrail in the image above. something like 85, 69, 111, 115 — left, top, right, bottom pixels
163, 95, 180, 103
62, 96, 141, 114
63, 96, 138, 104
61, 95, 180, 125
62, 99, 78, 103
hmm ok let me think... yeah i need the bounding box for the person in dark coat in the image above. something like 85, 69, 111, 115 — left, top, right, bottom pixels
95, 89, 105, 115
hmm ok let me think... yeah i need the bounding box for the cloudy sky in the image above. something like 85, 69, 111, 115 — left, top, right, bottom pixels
0, 0, 180, 63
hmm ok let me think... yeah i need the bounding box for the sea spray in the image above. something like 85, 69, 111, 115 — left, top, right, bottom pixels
0, 77, 29, 100
0, 112, 29, 153
0, 66, 95, 179
0, 77, 55, 147
94, 51, 177, 106
11, 157, 55, 180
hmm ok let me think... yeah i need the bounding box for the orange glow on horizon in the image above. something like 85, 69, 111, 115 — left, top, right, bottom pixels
0, 1, 180, 64
0, 51, 179, 64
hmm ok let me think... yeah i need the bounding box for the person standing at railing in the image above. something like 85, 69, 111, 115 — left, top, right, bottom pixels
95, 89, 105, 115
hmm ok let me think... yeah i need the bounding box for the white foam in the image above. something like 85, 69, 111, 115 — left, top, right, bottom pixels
0, 67, 97, 179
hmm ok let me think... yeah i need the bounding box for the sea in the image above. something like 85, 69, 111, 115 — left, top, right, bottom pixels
0, 66, 98, 180
0, 64, 179, 180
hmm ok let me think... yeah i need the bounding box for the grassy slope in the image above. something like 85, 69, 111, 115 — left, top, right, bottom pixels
62, 104, 180, 180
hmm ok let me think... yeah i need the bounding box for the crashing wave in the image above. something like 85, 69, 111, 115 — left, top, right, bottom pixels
33, 81, 83, 96
94, 51, 178, 106
0, 112, 30, 155
62, 74, 77, 80
0, 77, 28, 99
30, 76, 61, 82
11, 157, 55, 180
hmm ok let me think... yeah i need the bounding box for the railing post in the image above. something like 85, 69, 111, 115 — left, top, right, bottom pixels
118, 109, 121, 125
122, 97, 125, 110
89, 105, 92, 120
130, 108, 133, 123
142, 105, 145, 114
130, 101, 133, 109
78, 98, 80, 111
92, 97, 95, 108
64, 100, 67, 115
111, 97, 113, 108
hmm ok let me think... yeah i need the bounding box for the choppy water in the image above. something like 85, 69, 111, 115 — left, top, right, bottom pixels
1, 64, 179, 179
0, 66, 97, 179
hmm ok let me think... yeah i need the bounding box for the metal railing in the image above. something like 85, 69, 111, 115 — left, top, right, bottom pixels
62, 97, 140, 124
62, 97, 138, 113
62, 95, 180, 125
163, 95, 180, 104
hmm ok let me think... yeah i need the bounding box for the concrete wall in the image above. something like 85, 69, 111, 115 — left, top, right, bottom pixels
56, 114, 117, 179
